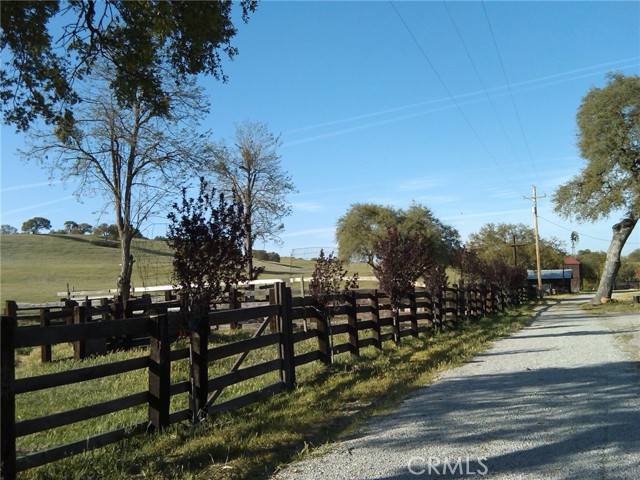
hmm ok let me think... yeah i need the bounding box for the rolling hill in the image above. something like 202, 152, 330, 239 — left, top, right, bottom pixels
0, 234, 367, 304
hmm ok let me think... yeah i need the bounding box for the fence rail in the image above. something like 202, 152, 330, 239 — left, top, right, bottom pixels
1, 283, 529, 479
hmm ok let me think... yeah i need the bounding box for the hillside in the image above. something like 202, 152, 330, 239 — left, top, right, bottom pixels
0, 234, 368, 304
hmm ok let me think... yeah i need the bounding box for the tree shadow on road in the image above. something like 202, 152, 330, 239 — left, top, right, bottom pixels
347, 361, 639, 479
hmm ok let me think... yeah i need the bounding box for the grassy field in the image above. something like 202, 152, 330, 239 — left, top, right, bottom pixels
0, 234, 371, 304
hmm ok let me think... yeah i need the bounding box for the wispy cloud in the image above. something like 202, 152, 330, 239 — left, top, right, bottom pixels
396, 177, 442, 192
491, 190, 520, 199
412, 194, 460, 205
442, 208, 529, 222
292, 201, 325, 213
1, 180, 61, 193
281, 227, 335, 239
282, 57, 639, 149
2, 195, 74, 215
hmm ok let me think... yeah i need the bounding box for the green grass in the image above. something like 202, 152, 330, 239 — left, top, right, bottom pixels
0, 234, 372, 304
580, 289, 640, 313
0, 234, 176, 303
16, 303, 536, 480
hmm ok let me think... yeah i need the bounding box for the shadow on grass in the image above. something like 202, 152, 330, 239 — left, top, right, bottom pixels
161, 314, 532, 479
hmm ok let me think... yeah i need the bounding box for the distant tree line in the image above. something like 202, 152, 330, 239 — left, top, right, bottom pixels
1, 218, 147, 241
253, 250, 281, 263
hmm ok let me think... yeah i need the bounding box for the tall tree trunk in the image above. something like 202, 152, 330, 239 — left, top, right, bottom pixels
245, 225, 254, 280
119, 230, 135, 302
592, 217, 637, 305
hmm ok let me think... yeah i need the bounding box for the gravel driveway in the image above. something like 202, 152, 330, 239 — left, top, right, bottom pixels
272, 294, 640, 479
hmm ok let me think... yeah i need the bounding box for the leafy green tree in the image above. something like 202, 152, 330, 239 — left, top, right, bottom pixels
401, 203, 461, 265
617, 263, 638, 286
77, 223, 93, 235
205, 121, 296, 280
336, 203, 459, 267
576, 249, 607, 290
21, 217, 51, 234
336, 204, 399, 267
26, 63, 209, 301
467, 223, 565, 270
63, 220, 78, 234
1, 0, 257, 131
1, 224, 18, 234
254, 250, 281, 262
626, 249, 640, 263
268, 252, 281, 263
553, 73, 640, 303
94, 223, 119, 242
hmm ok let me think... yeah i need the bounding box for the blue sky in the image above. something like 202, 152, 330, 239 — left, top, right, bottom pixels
2, 1, 640, 258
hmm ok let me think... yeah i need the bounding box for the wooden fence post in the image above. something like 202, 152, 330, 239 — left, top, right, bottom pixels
100, 298, 109, 321
148, 307, 170, 430
189, 305, 209, 424
73, 306, 87, 360
314, 305, 331, 366
449, 288, 458, 325
490, 285, 498, 313
275, 283, 296, 389
3, 301, 17, 318
370, 290, 382, 350
229, 288, 241, 330
64, 300, 78, 325
40, 308, 52, 362
497, 288, 505, 312
347, 291, 360, 356
461, 286, 465, 321
465, 287, 472, 320
392, 309, 401, 345
1, 315, 17, 480
434, 291, 443, 329
409, 290, 418, 338
487, 284, 496, 314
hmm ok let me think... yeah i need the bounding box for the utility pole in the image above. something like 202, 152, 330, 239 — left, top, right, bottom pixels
509, 234, 527, 267
524, 185, 546, 295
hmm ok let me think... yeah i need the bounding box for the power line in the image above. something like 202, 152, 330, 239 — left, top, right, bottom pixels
442, 2, 527, 174
538, 215, 640, 246
481, 1, 541, 185
389, 1, 513, 181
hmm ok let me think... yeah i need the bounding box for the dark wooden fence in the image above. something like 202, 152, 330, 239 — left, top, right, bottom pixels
1, 283, 528, 479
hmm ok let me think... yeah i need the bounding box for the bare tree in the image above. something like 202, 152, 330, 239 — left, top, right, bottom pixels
25, 64, 209, 300
206, 121, 296, 279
